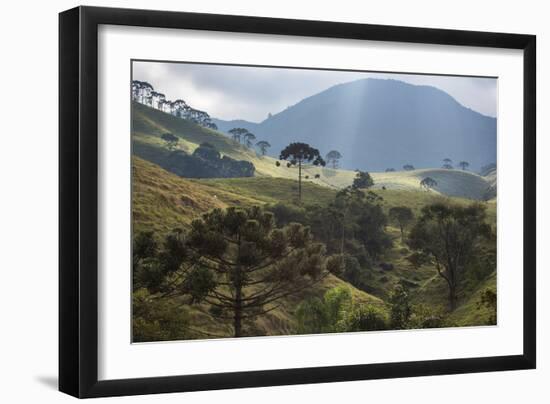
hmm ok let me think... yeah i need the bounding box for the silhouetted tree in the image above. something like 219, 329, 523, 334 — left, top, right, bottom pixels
161, 132, 179, 151
244, 132, 256, 148
442, 163, 453, 169
458, 161, 470, 171
403, 164, 415, 171
385, 168, 396, 172
279, 142, 326, 203
443, 158, 453, 165
325, 150, 343, 169
228, 128, 248, 144
408, 203, 492, 310
228, 128, 241, 143
256, 140, 271, 156
420, 177, 438, 191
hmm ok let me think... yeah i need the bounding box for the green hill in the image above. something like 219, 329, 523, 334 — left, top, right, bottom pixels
133, 156, 496, 336
132, 156, 383, 338
133, 102, 493, 200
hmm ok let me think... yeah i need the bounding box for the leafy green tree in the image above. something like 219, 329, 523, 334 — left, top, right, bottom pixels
420, 176, 438, 191
389, 283, 412, 329
256, 140, 271, 156
143, 206, 342, 337
296, 285, 388, 333
325, 150, 343, 169
458, 161, 470, 171
161, 132, 179, 150
295, 285, 352, 334
408, 203, 492, 310
352, 170, 374, 189
279, 142, 326, 203
344, 304, 388, 332
389, 206, 414, 241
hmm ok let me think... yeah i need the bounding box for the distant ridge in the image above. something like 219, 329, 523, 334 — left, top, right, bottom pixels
213, 78, 496, 172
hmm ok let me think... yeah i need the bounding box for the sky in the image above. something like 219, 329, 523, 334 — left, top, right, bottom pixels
133, 61, 497, 123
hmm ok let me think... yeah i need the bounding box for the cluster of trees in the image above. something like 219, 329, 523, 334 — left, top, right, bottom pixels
442, 158, 470, 170
228, 127, 274, 156
138, 139, 255, 179
133, 188, 495, 339
132, 80, 218, 130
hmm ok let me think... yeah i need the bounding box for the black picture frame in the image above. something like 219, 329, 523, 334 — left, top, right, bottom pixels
59, 6, 536, 398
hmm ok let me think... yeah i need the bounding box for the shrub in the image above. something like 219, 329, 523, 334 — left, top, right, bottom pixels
343, 305, 388, 332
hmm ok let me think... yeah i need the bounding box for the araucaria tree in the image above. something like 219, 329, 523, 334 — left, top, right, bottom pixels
279, 142, 326, 203
134, 206, 342, 337
325, 150, 342, 169
161, 132, 179, 150
458, 161, 470, 170
228, 128, 248, 144
389, 206, 414, 241
256, 140, 271, 156
244, 132, 256, 148
408, 203, 492, 310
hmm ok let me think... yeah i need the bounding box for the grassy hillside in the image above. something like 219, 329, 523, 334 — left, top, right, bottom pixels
133, 155, 496, 335
133, 102, 493, 200
132, 156, 382, 338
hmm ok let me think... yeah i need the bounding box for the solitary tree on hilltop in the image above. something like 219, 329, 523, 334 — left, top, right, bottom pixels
325, 150, 343, 169
458, 161, 470, 171
443, 158, 453, 165
279, 142, 326, 203
161, 132, 179, 151
256, 140, 271, 156
420, 177, 438, 191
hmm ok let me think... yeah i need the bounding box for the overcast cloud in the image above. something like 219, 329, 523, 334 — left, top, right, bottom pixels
133, 61, 497, 123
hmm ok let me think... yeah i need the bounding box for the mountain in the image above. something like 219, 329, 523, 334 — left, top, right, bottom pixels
211, 118, 259, 134
214, 78, 497, 172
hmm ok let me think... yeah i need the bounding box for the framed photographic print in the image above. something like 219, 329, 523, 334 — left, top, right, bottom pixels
59, 6, 536, 398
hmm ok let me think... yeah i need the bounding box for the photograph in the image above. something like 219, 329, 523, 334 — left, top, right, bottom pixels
131, 60, 498, 342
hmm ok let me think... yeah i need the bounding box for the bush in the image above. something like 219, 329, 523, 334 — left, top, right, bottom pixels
343, 305, 388, 332
132, 288, 192, 342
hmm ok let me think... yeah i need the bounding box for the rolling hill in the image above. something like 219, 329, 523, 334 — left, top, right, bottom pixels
132, 156, 384, 337
213, 78, 496, 172
133, 101, 494, 200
